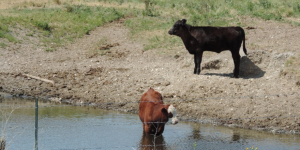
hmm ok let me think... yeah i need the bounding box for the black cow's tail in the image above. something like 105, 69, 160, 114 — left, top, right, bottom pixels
241, 28, 247, 55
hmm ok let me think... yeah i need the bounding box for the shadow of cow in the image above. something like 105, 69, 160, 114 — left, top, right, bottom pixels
239, 56, 265, 79
204, 56, 265, 79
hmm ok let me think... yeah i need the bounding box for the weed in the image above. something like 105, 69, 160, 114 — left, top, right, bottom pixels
193, 142, 197, 150
246, 146, 258, 150
46, 48, 55, 52
0, 31, 4, 38
26, 32, 34, 37
65, 5, 74, 13
247, 1, 254, 11
142, 0, 160, 17
0, 43, 7, 48
34, 21, 51, 31
97, 37, 108, 47
117, 0, 125, 5
0, 21, 16, 42
283, 54, 300, 78
259, 0, 272, 9
293, 2, 300, 12
54, 0, 62, 5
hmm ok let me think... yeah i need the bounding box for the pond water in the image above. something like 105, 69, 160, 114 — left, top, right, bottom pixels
1, 97, 300, 150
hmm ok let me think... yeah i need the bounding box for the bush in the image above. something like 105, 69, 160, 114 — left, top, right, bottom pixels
247, 1, 254, 11
294, 2, 300, 12
259, 0, 272, 9
34, 21, 51, 31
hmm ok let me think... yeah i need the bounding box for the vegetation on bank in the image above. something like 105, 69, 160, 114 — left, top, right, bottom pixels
0, 0, 299, 75
0, 0, 300, 49
1, 4, 127, 50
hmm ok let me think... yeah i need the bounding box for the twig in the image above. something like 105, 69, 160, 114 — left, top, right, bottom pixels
23, 74, 54, 84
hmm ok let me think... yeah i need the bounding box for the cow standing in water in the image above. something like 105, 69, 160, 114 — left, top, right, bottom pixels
168, 19, 247, 78
139, 88, 178, 135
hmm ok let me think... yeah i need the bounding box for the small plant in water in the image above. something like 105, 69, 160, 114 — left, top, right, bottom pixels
193, 142, 197, 150
246, 145, 258, 150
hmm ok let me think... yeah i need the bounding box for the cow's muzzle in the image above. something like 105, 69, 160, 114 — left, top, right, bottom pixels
171, 117, 179, 125
168, 29, 175, 35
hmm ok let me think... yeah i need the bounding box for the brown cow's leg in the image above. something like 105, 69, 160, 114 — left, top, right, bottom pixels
142, 123, 146, 133
157, 125, 165, 135
144, 124, 152, 134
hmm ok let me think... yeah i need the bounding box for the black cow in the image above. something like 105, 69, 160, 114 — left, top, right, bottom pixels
168, 19, 247, 78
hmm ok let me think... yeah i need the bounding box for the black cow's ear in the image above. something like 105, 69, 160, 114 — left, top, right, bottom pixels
182, 19, 187, 24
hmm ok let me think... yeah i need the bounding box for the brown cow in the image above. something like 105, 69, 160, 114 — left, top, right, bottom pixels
168, 19, 247, 78
139, 88, 178, 135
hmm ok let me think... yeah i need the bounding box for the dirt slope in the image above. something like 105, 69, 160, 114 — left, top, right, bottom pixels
1, 18, 300, 134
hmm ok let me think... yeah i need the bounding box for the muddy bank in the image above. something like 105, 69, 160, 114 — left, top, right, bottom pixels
1, 20, 300, 134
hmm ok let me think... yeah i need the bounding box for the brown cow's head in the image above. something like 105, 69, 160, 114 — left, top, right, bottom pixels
168, 19, 187, 36
167, 105, 178, 125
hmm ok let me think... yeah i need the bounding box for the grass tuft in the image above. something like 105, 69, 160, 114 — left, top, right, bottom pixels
34, 21, 51, 31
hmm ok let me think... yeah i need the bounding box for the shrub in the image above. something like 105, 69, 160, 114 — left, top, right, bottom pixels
259, 0, 272, 9
54, 0, 61, 5
34, 21, 51, 31
247, 1, 254, 11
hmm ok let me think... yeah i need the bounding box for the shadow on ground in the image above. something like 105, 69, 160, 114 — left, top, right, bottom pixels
203, 56, 265, 79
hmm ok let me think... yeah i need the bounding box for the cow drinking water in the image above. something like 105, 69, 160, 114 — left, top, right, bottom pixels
139, 88, 178, 135
168, 19, 247, 78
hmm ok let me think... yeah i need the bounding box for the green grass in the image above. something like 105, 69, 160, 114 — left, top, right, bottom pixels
0, 21, 17, 43
0, 4, 128, 50
1, 0, 300, 52
122, 0, 300, 51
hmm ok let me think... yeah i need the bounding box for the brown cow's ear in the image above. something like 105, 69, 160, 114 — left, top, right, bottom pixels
162, 108, 173, 118
182, 19, 187, 24
168, 112, 173, 118
161, 108, 168, 115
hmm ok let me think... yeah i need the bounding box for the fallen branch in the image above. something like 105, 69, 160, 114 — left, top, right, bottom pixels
23, 74, 54, 84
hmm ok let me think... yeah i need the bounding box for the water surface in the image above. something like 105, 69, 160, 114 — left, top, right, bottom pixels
1, 97, 300, 150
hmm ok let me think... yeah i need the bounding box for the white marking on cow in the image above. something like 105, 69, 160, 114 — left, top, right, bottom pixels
168, 105, 178, 124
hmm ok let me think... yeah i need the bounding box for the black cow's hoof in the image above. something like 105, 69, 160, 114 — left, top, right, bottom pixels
233, 75, 239, 78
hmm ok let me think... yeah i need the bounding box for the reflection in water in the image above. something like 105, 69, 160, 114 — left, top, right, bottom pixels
231, 133, 241, 142
139, 133, 166, 150
189, 123, 202, 140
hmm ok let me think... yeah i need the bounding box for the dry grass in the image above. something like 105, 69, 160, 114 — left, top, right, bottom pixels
0, 0, 144, 10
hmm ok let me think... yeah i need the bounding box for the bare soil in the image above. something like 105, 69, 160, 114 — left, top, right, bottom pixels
1, 17, 300, 134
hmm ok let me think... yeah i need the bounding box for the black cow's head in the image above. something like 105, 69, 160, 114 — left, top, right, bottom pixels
168, 19, 187, 36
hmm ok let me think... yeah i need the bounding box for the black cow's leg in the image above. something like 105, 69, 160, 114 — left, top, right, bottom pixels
231, 51, 240, 78
194, 53, 202, 75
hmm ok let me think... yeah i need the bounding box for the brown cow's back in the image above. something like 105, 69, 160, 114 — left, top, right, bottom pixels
140, 88, 163, 104
139, 88, 163, 123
